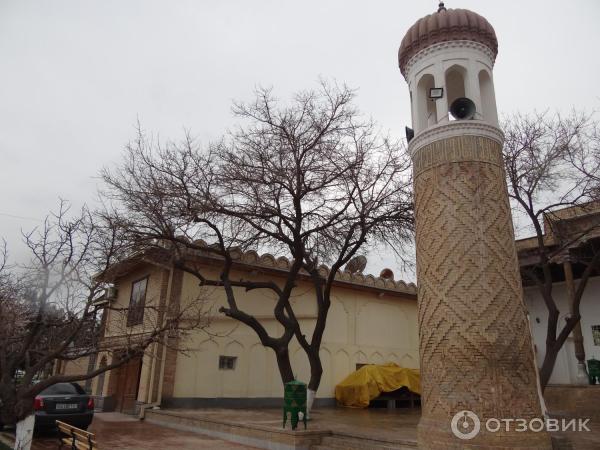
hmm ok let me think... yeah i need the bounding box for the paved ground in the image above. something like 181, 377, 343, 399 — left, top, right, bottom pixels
553, 429, 600, 450
149, 407, 600, 450
0, 408, 420, 450
154, 406, 420, 441
27, 412, 258, 450
2, 407, 598, 449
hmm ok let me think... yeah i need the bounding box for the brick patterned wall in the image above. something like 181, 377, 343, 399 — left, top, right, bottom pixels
413, 134, 551, 449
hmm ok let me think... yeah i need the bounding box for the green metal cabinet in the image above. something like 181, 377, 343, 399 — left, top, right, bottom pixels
283, 380, 307, 430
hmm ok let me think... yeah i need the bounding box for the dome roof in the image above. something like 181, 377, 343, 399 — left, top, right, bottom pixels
398, 4, 498, 76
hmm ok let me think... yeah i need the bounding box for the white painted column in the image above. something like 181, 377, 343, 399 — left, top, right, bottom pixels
409, 82, 415, 130
433, 63, 448, 124
466, 61, 483, 120
565, 259, 589, 385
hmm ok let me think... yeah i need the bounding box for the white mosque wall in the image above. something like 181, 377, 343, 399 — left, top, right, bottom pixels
524, 276, 600, 385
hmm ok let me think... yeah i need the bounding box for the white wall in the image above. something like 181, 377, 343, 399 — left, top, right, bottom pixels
524, 276, 600, 384
171, 273, 419, 400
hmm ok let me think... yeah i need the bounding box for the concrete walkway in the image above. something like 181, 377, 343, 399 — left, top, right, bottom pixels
152, 407, 420, 441
2, 407, 597, 450
29, 412, 259, 450
145, 407, 600, 450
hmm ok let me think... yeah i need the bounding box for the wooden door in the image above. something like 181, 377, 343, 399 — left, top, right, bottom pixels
115, 357, 142, 414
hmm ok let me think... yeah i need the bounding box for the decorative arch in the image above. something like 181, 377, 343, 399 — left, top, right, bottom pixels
248, 343, 269, 396
333, 350, 351, 388
371, 351, 384, 365
387, 353, 400, 365
199, 338, 220, 350
221, 340, 245, 398
319, 347, 332, 359
354, 350, 367, 366
291, 347, 310, 383
445, 64, 467, 116
187, 339, 219, 397
416, 73, 437, 131
224, 340, 244, 354
318, 347, 333, 393
400, 353, 418, 369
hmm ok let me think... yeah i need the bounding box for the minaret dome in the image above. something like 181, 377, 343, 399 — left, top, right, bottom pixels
399, 5, 500, 135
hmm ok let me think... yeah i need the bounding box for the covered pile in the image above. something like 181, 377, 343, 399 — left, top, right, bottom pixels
335, 363, 420, 408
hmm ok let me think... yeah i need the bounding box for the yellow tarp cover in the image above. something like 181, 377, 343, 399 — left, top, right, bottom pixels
335, 363, 420, 408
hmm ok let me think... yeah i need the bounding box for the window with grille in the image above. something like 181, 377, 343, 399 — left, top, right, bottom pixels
219, 356, 237, 370
592, 325, 600, 346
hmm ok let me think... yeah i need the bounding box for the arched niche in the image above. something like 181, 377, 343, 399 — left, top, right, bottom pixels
371, 351, 384, 365
445, 65, 467, 118
222, 340, 246, 398
333, 350, 351, 387
248, 343, 268, 397
478, 69, 498, 126
416, 73, 437, 132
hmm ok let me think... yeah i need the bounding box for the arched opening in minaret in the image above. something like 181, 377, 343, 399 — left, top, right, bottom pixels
445, 65, 466, 120
416, 74, 437, 131
479, 69, 498, 126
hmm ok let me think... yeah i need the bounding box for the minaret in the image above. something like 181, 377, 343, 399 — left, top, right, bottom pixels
399, 4, 552, 449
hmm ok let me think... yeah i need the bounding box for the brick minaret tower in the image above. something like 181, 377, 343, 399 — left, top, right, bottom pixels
399, 4, 552, 449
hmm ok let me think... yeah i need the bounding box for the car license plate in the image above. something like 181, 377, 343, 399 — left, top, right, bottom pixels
56, 403, 78, 410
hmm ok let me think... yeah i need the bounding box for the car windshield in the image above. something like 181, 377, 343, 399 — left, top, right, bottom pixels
40, 383, 84, 396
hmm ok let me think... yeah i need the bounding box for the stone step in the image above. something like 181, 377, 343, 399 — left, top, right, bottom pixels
312, 434, 417, 450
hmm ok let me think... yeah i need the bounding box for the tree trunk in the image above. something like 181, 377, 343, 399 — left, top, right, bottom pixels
306, 389, 316, 420
307, 351, 323, 392
539, 344, 560, 392
0, 386, 17, 429
274, 346, 294, 385
306, 349, 323, 419
14, 415, 34, 450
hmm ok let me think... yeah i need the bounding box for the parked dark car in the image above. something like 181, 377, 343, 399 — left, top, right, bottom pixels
34, 382, 94, 430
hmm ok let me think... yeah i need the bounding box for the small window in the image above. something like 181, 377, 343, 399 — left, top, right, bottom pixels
592, 325, 600, 346
127, 276, 149, 326
219, 356, 237, 370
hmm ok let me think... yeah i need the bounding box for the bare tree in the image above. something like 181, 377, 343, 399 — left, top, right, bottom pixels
565, 114, 600, 197
503, 111, 600, 391
101, 81, 414, 409
0, 203, 208, 450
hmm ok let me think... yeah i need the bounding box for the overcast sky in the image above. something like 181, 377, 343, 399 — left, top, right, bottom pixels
1, 0, 599, 279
